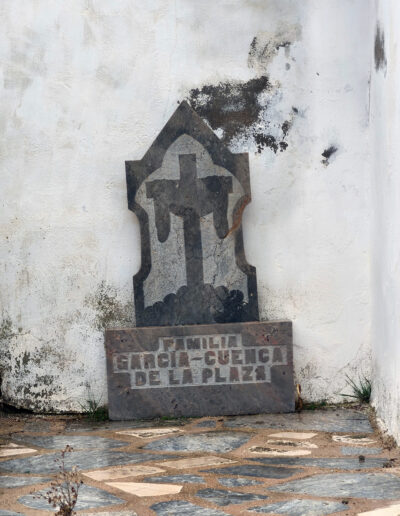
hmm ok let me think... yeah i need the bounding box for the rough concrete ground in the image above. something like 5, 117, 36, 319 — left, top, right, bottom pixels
0, 405, 399, 516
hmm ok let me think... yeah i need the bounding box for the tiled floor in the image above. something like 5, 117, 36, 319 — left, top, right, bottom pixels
0, 407, 399, 515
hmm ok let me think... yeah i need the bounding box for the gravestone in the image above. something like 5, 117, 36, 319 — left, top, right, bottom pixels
105, 101, 294, 419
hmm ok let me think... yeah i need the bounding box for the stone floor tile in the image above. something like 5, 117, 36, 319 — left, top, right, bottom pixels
18, 484, 125, 511
106, 481, 182, 496
161, 456, 236, 469
248, 445, 312, 457
269, 472, 400, 499
196, 420, 217, 428
268, 432, 317, 440
0, 447, 37, 457
333, 435, 377, 445
0, 511, 24, 515
341, 447, 382, 456
202, 464, 303, 479
144, 431, 252, 453
224, 410, 372, 433
151, 500, 228, 515
265, 439, 318, 449
116, 427, 181, 438
358, 502, 400, 515
79, 512, 137, 516
250, 456, 388, 470
11, 434, 128, 450
195, 487, 268, 506
83, 465, 165, 481
218, 477, 263, 487
0, 475, 51, 488
249, 499, 349, 515
0, 450, 172, 474
146, 474, 205, 484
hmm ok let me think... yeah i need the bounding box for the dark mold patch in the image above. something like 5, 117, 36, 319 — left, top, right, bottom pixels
187, 77, 293, 154
374, 24, 387, 72
321, 146, 338, 166
87, 281, 133, 330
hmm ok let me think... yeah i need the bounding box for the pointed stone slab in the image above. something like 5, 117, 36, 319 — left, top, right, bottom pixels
160, 455, 236, 469
250, 456, 388, 470
143, 431, 251, 453
201, 464, 303, 479
146, 474, 205, 484
106, 481, 183, 497
269, 473, 400, 499
0, 476, 51, 488
83, 465, 165, 481
218, 477, 263, 487
224, 409, 372, 433
341, 447, 382, 456
151, 500, 228, 515
249, 499, 349, 515
11, 434, 128, 450
18, 484, 125, 511
0, 450, 175, 474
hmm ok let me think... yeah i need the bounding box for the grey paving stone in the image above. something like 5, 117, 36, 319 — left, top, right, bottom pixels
0, 450, 174, 474
269, 472, 400, 499
218, 477, 263, 487
11, 434, 128, 450
18, 484, 124, 511
249, 499, 348, 515
65, 419, 189, 433
196, 488, 267, 506
340, 446, 382, 455
224, 409, 372, 433
201, 464, 302, 479
146, 474, 205, 484
0, 475, 51, 488
250, 456, 388, 470
0, 512, 24, 515
196, 420, 217, 428
143, 431, 252, 453
151, 500, 228, 515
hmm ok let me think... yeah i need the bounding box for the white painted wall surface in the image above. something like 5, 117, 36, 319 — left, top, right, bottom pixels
370, 0, 400, 443
0, 0, 374, 411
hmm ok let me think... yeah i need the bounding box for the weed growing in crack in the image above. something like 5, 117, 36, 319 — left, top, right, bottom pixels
341, 375, 372, 403
35, 445, 82, 515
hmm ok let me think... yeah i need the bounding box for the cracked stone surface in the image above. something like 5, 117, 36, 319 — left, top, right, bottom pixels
0, 450, 170, 474
195, 487, 267, 506
18, 484, 124, 511
269, 473, 400, 499
249, 456, 388, 469
202, 464, 303, 478
144, 431, 252, 453
249, 499, 349, 515
11, 434, 128, 450
151, 500, 227, 515
1, 408, 399, 515
224, 409, 373, 433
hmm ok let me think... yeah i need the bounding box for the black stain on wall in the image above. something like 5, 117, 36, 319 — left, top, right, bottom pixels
374, 24, 387, 72
187, 76, 292, 154
321, 145, 338, 166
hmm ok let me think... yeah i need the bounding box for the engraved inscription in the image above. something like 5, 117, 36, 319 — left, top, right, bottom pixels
113, 333, 287, 389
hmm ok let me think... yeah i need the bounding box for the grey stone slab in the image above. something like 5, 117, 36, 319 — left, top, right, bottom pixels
146, 474, 205, 484
269, 472, 400, 499
0, 475, 51, 488
250, 456, 388, 470
340, 446, 382, 455
143, 431, 251, 453
249, 499, 348, 515
201, 464, 303, 479
151, 500, 228, 515
224, 409, 372, 433
0, 512, 24, 515
0, 450, 174, 474
65, 419, 189, 433
218, 477, 263, 487
126, 101, 259, 328
11, 434, 128, 450
18, 484, 124, 511
196, 487, 267, 506
196, 420, 217, 428
106, 321, 294, 419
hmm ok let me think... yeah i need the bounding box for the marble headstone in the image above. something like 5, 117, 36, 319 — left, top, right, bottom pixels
106, 101, 294, 419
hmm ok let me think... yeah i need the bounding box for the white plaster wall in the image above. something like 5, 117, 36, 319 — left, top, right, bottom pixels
370, 0, 400, 443
0, 0, 374, 411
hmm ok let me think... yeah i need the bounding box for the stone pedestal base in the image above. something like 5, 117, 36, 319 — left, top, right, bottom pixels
105, 320, 294, 420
